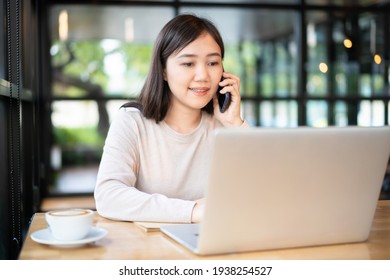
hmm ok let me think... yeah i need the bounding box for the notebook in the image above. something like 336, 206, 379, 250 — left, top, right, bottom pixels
161, 126, 390, 255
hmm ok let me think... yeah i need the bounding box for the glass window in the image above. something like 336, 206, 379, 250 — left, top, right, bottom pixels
306, 11, 328, 97
307, 100, 328, 127
50, 99, 130, 194
357, 13, 387, 97
259, 101, 274, 127
241, 101, 257, 127
49, 5, 175, 194
0, 0, 4, 80
50, 5, 174, 98
47, 2, 390, 194
50, 100, 104, 194
334, 101, 348, 126
358, 100, 385, 126
259, 101, 297, 127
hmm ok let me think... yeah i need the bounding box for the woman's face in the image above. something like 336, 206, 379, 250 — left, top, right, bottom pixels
164, 32, 223, 113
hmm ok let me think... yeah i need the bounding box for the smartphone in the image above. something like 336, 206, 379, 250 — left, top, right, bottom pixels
217, 78, 231, 113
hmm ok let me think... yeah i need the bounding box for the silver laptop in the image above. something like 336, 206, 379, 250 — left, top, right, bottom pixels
161, 126, 390, 255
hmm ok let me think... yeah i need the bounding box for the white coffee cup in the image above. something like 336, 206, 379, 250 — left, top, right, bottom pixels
45, 209, 94, 241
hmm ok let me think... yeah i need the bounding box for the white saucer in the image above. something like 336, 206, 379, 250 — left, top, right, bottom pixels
31, 227, 107, 247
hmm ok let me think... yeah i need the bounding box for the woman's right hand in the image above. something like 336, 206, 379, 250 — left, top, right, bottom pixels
213, 71, 243, 127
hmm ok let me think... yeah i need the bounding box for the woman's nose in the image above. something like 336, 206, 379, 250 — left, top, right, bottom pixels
194, 64, 209, 81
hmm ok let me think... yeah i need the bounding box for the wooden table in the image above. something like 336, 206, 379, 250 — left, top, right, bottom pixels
19, 200, 390, 260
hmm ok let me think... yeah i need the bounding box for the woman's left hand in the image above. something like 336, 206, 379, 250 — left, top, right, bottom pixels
213, 71, 244, 127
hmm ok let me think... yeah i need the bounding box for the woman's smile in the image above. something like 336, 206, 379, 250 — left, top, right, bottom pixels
189, 87, 210, 96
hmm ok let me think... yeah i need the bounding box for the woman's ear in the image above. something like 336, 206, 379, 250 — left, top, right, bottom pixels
163, 69, 167, 81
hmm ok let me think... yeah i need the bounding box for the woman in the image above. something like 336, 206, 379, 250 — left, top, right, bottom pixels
95, 14, 249, 223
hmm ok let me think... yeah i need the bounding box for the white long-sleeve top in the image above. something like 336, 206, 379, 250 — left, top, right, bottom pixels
95, 107, 228, 223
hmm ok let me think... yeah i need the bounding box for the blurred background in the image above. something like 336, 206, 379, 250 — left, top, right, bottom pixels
1, 0, 389, 259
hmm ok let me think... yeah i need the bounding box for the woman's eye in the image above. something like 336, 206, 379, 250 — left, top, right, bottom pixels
208, 61, 220, 67
181, 62, 194, 67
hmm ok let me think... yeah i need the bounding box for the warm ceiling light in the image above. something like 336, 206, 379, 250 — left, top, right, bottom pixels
59, 10, 68, 41
343, 38, 352, 48
374, 54, 382, 65
319, 62, 328, 73
125, 17, 134, 42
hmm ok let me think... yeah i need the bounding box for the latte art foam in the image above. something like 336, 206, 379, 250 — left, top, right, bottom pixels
48, 209, 91, 216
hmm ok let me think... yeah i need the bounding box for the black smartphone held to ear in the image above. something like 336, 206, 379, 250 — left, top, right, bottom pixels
217, 78, 231, 113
